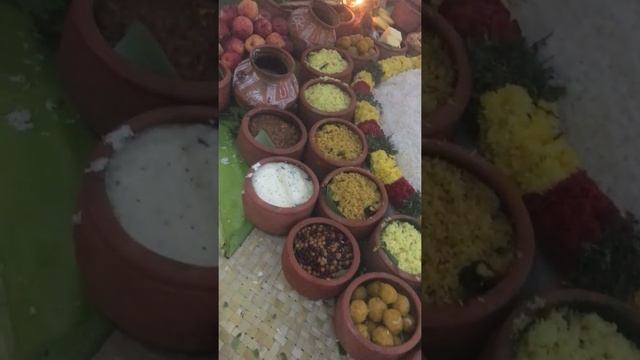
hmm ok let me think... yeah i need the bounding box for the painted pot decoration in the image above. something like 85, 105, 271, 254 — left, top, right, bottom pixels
391, 0, 421, 33
288, 0, 340, 56
219, 62, 231, 111
232, 45, 299, 111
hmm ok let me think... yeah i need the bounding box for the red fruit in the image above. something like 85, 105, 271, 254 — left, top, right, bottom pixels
219, 22, 230, 41
221, 52, 242, 72
219, 5, 237, 25
254, 18, 273, 38
258, 9, 272, 21
224, 37, 245, 56
232, 16, 254, 40
237, 0, 259, 20
265, 32, 285, 48
272, 17, 289, 35
244, 34, 266, 53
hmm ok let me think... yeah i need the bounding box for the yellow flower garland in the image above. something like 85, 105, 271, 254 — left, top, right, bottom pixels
354, 100, 380, 124
378, 55, 422, 80
352, 70, 375, 89
370, 150, 403, 185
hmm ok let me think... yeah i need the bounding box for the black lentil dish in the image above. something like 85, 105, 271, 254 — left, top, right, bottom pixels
294, 224, 353, 279
249, 114, 301, 148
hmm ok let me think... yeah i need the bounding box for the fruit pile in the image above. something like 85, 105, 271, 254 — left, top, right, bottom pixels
219, 0, 292, 72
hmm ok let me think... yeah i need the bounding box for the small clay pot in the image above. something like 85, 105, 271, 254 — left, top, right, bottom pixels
299, 45, 354, 85
334, 272, 422, 360
74, 106, 217, 353
257, 0, 290, 19
482, 289, 640, 359
375, 39, 408, 60
242, 157, 320, 236
422, 140, 535, 360
236, 107, 308, 166
303, 118, 367, 180
316, 167, 389, 240
298, 77, 356, 129
391, 0, 421, 33
281, 217, 360, 300
334, 5, 357, 38
364, 215, 421, 290
346, 44, 380, 74
423, 7, 472, 139
288, 0, 339, 56
219, 62, 231, 111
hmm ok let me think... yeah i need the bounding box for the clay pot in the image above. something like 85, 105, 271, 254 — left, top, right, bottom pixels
303, 118, 367, 180
219, 62, 231, 111
242, 157, 320, 236
288, 0, 339, 56
422, 140, 535, 360
375, 40, 408, 60
482, 289, 640, 359
346, 43, 380, 74
73, 106, 217, 353
316, 167, 389, 240
281, 217, 360, 300
57, 0, 216, 135
236, 107, 308, 166
391, 0, 421, 33
299, 45, 354, 85
298, 77, 356, 129
364, 215, 421, 290
232, 45, 299, 110
334, 272, 422, 360
334, 5, 357, 38
257, 0, 290, 19
423, 7, 472, 139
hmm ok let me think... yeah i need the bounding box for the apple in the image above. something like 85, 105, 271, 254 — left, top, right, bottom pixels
272, 17, 288, 35
265, 32, 285, 48
258, 9, 272, 21
221, 52, 242, 71
232, 16, 254, 40
245, 34, 266, 53
224, 37, 245, 56
253, 18, 272, 38
219, 22, 230, 41
282, 35, 294, 53
219, 5, 237, 25
237, 0, 259, 20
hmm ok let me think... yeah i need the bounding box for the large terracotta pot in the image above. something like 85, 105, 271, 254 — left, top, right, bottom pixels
242, 157, 320, 236
219, 62, 231, 111
233, 45, 299, 111
281, 217, 360, 300
422, 140, 535, 360
299, 45, 354, 85
298, 77, 356, 129
334, 272, 422, 360
391, 0, 421, 33
482, 289, 640, 359
288, 0, 339, 56
423, 6, 472, 139
57, 0, 216, 135
73, 106, 217, 353
236, 107, 308, 166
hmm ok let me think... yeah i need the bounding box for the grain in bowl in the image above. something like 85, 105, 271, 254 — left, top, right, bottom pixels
251, 162, 313, 208
306, 48, 348, 75
328, 172, 381, 220
314, 123, 363, 161
304, 82, 350, 113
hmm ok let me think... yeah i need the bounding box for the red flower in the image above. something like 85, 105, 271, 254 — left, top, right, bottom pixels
386, 177, 415, 209
439, 0, 522, 41
351, 80, 372, 96
357, 120, 384, 136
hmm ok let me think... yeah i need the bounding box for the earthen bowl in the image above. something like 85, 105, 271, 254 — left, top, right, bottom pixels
482, 289, 640, 359
316, 167, 389, 239
341, 41, 380, 74
219, 62, 231, 111
364, 215, 421, 290
423, 7, 472, 139
73, 106, 217, 353
298, 77, 356, 129
57, 0, 216, 134
300, 45, 354, 85
391, 0, 421, 33
334, 272, 422, 360
236, 107, 308, 166
242, 156, 320, 236
334, 5, 357, 38
303, 118, 368, 180
422, 140, 535, 360
375, 40, 408, 60
281, 217, 360, 300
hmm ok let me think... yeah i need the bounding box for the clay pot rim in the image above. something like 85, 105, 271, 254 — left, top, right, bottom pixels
374, 39, 408, 53
337, 272, 422, 355
299, 77, 357, 118
334, 4, 355, 23
240, 106, 308, 156
219, 62, 231, 88
422, 140, 535, 327
78, 106, 218, 291
369, 215, 422, 285
308, 0, 340, 29
341, 42, 380, 62
78, 0, 215, 101
318, 167, 389, 228
300, 45, 355, 81
245, 156, 321, 214
250, 45, 296, 80
490, 289, 640, 359
423, 7, 472, 138
284, 217, 361, 287
307, 118, 368, 168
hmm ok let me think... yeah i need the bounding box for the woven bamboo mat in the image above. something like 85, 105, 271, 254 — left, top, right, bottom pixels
218, 229, 344, 360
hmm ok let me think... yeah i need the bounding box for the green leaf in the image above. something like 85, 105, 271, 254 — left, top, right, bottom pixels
254, 129, 275, 148
322, 187, 343, 218
279, 352, 288, 360
231, 333, 242, 351
252, 348, 260, 359
114, 20, 178, 79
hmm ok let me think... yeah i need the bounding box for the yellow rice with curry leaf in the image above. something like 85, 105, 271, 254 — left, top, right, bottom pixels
306, 48, 348, 74
329, 172, 381, 220
305, 82, 350, 112
314, 123, 363, 161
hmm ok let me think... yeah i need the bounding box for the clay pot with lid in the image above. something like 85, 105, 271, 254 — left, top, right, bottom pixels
242, 156, 320, 236
303, 118, 367, 180
334, 5, 357, 38
423, 7, 472, 139
57, 0, 216, 134
364, 215, 421, 290
375, 39, 408, 60
300, 45, 354, 85
298, 77, 356, 129
73, 106, 217, 353
219, 62, 231, 111
316, 167, 389, 239
422, 140, 535, 360
334, 272, 422, 360
288, 0, 340, 56
281, 217, 361, 300
391, 0, 421, 33
232, 45, 299, 110
483, 289, 640, 359
236, 107, 308, 166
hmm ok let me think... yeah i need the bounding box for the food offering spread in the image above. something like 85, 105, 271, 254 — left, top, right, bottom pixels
218, 0, 421, 358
